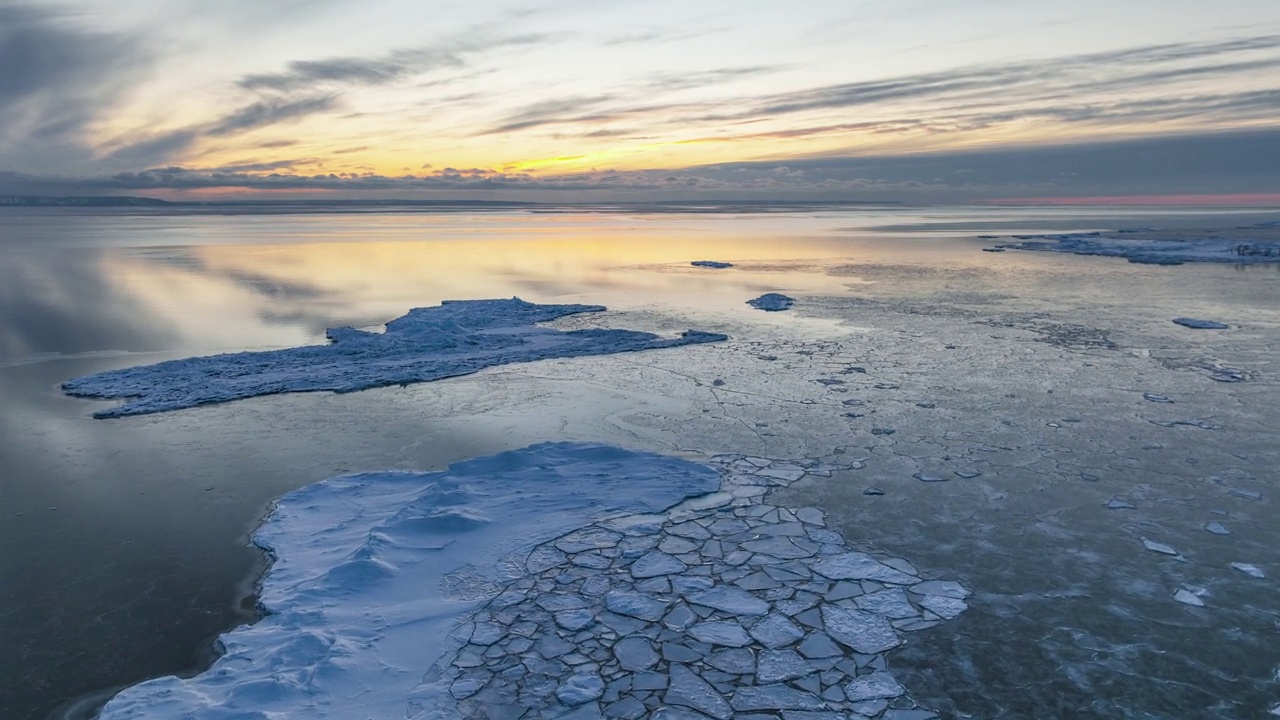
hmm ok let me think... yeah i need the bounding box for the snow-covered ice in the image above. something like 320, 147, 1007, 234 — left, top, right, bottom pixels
95, 442, 718, 720
62, 298, 726, 418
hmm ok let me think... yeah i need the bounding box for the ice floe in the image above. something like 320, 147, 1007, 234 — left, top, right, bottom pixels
691, 261, 734, 269
1171, 318, 1229, 329
747, 293, 796, 312
62, 298, 726, 418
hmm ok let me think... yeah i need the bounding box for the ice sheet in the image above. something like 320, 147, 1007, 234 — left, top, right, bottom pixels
62, 298, 726, 418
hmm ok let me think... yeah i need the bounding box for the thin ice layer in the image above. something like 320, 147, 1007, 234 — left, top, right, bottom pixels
62, 298, 726, 417
96, 442, 719, 720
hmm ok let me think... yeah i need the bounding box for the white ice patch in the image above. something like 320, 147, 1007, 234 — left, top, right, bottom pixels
96, 442, 719, 720
62, 298, 726, 418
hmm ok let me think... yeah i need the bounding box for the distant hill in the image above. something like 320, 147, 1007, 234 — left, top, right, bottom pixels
0, 195, 172, 207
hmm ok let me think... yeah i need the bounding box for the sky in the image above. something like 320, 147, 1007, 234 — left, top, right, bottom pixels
1, 0, 1279, 202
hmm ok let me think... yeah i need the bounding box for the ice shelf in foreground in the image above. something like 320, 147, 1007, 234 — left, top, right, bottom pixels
987, 222, 1280, 265
96, 442, 720, 720
62, 298, 727, 418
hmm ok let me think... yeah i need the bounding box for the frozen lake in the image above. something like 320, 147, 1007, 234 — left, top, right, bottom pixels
1, 205, 1278, 719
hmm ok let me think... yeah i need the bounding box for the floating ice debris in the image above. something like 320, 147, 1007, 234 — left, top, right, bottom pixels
1228, 487, 1262, 501
1141, 538, 1181, 556
913, 473, 947, 483
63, 298, 727, 418
992, 225, 1280, 264
954, 469, 982, 479
747, 293, 795, 311
1107, 499, 1137, 510
96, 442, 720, 720
691, 260, 734, 268
1174, 587, 1206, 607
870, 428, 896, 436
415, 451, 970, 720
1172, 318, 1229, 329
1231, 562, 1266, 579
864, 487, 885, 496
1204, 522, 1231, 535
1143, 393, 1174, 403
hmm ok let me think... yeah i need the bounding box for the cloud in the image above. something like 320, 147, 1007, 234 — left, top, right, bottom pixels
0, 4, 150, 170
3, 128, 1277, 202
207, 94, 340, 136
474, 33, 1280, 143
238, 33, 549, 92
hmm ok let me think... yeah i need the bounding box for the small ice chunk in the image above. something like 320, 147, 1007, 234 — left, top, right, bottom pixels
689, 586, 770, 615
844, 672, 905, 701
1172, 317, 1228, 329
665, 664, 733, 719
820, 604, 901, 654
1231, 562, 1266, 578
954, 469, 982, 479
747, 293, 795, 312
749, 613, 806, 648
913, 473, 946, 483
1204, 522, 1230, 535
917, 594, 968, 619
557, 673, 605, 705
1143, 393, 1174, 403
613, 636, 660, 671
706, 647, 756, 675
756, 649, 813, 683
730, 684, 826, 712
689, 620, 753, 647
631, 551, 688, 578
1141, 538, 1180, 556
1173, 588, 1205, 607
606, 591, 670, 621
810, 552, 918, 584
1107, 499, 1136, 510
910, 580, 970, 599
691, 260, 734, 269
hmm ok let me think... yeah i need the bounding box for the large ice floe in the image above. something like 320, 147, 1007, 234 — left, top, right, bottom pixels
987, 222, 1280, 264
98, 445, 968, 720
62, 298, 726, 418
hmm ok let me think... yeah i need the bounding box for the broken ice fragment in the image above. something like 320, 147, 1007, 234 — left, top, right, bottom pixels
665, 664, 733, 719
1141, 538, 1180, 556
631, 551, 688, 578
1107, 499, 1136, 510
843, 671, 905, 701
556, 673, 605, 705
747, 293, 795, 311
820, 603, 901, 654
1173, 588, 1206, 607
1231, 562, 1265, 579
1172, 317, 1229, 329
691, 260, 734, 269
913, 473, 946, 483
1204, 522, 1230, 535
689, 586, 770, 615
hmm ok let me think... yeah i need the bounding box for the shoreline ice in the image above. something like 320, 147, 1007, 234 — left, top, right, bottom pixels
986, 222, 1280, 264
61, 298, 727, 418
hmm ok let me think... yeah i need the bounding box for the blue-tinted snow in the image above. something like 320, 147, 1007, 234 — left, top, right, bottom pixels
95, 442, 719, 720
62, 298, 726, 418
